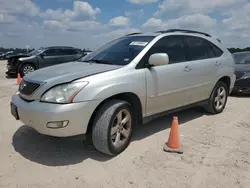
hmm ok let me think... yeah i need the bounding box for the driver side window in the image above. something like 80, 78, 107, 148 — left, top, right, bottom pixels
138, 35, 187, 68
43, 49, 56, 56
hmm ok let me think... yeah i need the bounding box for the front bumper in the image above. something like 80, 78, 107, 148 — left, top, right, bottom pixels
6, 62, 17, 75
11, 94, 101, 137
232, 77, 250, 94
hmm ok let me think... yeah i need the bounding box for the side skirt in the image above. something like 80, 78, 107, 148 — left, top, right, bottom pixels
142, 100, 208, 124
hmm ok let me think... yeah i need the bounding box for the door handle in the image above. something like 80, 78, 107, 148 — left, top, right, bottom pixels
184, 66, 192, 72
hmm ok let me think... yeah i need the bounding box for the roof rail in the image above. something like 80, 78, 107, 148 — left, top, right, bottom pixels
155, 29, 211, 37
125, 32, 142, 36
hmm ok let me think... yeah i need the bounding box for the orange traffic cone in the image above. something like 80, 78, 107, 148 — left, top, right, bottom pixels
17, 73, 22, 85
163, 116, 183, 154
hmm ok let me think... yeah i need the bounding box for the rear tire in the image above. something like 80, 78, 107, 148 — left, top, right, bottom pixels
204, 81, 229, 114
92, 100, 133, 156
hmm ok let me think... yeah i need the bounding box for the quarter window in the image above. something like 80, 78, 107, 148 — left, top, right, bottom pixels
208, 42, 223, 57
185, 36, 216, 60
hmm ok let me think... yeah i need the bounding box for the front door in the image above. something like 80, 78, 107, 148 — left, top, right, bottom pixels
139, 35, 192, 116
38, 49, 61, 68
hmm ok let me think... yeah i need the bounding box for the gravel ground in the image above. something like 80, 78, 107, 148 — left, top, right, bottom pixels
0, 60, 249, 188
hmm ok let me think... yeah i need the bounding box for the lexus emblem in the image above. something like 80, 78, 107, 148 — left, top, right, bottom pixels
20, 83, 26, 90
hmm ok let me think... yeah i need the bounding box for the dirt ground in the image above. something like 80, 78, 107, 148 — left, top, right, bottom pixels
0, 60, 249, 188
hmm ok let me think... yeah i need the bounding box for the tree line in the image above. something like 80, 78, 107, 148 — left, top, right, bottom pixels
228, 47, 250, 53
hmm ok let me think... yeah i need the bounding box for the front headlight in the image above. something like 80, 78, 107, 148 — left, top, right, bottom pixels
41, 81, 88, 103
242, 72, 250, 79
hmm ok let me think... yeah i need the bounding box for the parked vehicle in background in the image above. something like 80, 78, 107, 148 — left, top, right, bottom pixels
6, 46, 83, 77
232, 51, 250, 94
11, 29, 236, 156
0, 52, 4, 60
2, 51, 14, 60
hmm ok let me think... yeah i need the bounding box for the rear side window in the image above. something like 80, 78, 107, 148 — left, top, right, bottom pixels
185, 36, 216, 61
58, 49, 78, 55
208, 42, 223, 57
143, 36, 186, 64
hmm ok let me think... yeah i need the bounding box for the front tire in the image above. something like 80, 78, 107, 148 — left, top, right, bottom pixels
204, 81, 229, 114
92, 100, 133, 156
19, 63, 36, 77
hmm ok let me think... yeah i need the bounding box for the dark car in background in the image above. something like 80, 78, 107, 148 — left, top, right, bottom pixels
232, 51, 250, 95
1, 51, 14, 60
0, 52, 4, 60
6, 46, 84, 77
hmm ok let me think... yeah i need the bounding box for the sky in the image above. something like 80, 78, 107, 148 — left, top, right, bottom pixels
0, 0, 250, 50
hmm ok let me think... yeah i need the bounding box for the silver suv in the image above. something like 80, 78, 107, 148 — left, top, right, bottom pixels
11, 29, 236, 155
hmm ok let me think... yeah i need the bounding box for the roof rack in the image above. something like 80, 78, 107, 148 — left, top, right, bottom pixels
125, 32, 142, 36
155, 29, 211, 37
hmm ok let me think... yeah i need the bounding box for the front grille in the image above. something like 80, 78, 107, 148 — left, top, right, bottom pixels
235, 71, 245, 80
19, 79, 40, 96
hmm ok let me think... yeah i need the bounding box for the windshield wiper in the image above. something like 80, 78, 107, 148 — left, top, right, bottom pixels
85, 59, 113, 65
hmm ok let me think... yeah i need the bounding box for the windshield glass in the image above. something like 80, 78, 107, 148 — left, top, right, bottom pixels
80, 36, 155, 65
28, 48, 45, 56
233, 52, 250, 64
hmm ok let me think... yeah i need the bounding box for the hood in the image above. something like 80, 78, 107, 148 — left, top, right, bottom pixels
19, 55, 36, 61
7, 53, 29, 59
24, 61, 122, 83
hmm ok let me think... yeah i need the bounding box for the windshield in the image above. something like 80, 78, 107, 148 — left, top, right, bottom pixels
28, 48, 45, 56
233, 52, 250, 64
80, 36, 154, 65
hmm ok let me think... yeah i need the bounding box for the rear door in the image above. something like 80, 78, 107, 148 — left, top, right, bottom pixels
57, 49, 82, 63
184, 35, 222, 103
58, 49, 74, 63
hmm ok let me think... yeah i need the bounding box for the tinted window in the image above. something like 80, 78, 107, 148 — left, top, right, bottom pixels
28, 48, 45, 56
209, 43, 223, 57
81, 36, 154, 65
233, 53, 250, 64
244, 58, 250, 64
142, 36, 186, 65
58, 49, 78, 55
44, 49, 57, 56
186, 36, 216, 60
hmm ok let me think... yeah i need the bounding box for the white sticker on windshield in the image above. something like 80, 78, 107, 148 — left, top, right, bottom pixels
129, 41, 148, 46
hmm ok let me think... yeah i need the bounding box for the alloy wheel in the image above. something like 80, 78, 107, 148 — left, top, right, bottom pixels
214, 86, 226, 111
23, 65, 35, 75
110, 109, 132, 148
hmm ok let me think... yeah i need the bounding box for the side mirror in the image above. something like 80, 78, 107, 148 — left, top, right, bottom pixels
148, 53, 169, 67
40, 53, 45, 58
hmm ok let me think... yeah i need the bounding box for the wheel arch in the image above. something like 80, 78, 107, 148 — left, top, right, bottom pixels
86, 92, 143, 135
18, 62, 37, 76
217, 76, 231, 92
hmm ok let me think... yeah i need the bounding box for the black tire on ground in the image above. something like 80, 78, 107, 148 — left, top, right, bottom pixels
204, 81, 229, 114
19, 63, 36, 77
92, 100, 134, 156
